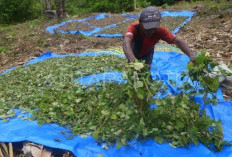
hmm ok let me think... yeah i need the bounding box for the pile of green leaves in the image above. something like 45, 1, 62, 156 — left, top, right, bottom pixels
0, 52, 230, 151
0, 54, 126, 119
181, 51, 219, 108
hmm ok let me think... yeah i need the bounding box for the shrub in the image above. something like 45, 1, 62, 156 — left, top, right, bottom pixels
0, 0, 41, 24
89, 0, 134, 13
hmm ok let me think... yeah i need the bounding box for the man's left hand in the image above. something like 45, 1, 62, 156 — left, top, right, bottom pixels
190, 56, 196, 65
190, 55, 195, 62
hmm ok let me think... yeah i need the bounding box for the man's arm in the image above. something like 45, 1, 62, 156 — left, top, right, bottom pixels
173, 37, 195, 62
123, 37, 136, 63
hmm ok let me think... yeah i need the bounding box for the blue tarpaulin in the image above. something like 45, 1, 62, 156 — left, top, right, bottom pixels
0, 50, 232, 157
46, 11, 195, 37
76, 72, 126, 86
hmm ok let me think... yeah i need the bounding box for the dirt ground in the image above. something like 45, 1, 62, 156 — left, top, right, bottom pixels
87, 14, 127, 27
0, 1, 231, 100
55, 21, 94, 32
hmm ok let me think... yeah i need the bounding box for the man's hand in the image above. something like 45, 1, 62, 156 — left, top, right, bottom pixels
190, 55, 195, 63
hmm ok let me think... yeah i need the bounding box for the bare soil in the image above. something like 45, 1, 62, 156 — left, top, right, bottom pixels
55, 21, 94, 32
161, 16, 188, 31
86, 14, 127, 27
98, 18, 138, 34
178, 12, 232, 65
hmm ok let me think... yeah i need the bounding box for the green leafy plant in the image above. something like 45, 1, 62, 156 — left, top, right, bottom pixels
0, 47, 6, 53
0, 0, 41, 23
0, 53, 230, 152
181, 51, 220, 109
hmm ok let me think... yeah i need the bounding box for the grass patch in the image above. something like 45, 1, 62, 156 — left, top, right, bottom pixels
0, 47, 6, 54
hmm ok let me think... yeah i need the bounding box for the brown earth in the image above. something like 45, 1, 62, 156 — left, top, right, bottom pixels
161, 16, 188, 32
0, 1, 231, 99
86, 14, 127, 27
97, 18, 138, 34
55, 21, 94, 32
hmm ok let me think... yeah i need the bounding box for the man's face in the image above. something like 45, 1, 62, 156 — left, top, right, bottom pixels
140, 24, 159, 37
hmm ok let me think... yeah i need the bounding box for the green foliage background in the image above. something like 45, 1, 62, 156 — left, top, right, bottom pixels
0, 0, 41, 23
0, 0, 225, 24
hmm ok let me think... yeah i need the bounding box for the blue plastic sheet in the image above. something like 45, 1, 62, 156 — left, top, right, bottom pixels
1, 50, 232, 157
76, 72, 126, 86
46, 11, 195, 37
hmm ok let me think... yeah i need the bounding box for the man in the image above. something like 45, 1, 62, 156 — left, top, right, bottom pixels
123, 6, 195, 66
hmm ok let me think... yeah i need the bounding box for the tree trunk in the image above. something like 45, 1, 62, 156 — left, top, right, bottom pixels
41, 0, 52, 15
45, 0, 52, 10
40, 0, 45, 15
54, 0, 67, 20
134, 0, 136, 10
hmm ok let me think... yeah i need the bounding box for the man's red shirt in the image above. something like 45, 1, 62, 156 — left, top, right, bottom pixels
125, 21, 176, 58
